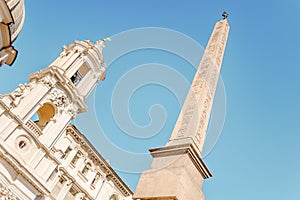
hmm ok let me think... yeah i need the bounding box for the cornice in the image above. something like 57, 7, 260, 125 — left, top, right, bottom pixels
0, 145, 50, 196
149, 143, 212, 179
66, 124, 133, 196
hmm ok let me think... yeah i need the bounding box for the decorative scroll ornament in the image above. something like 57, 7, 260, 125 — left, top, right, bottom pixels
39, 77, 52, 87
74, 192, 85, 200
60, 44, 76, 58
48, 89, 69, 113
0, 184, 18, 200
10, 83, 34, 106
66, 104, 77, 118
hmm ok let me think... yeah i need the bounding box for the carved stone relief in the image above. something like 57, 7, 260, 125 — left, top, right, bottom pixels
48, 88, 69, 113
39, 77, 53, 88
0, 183, 18, 200
194, 92, 212, 148
60, 44, 76, 58
170, 19, 229, 150
66, 104, 77, 118
10, 83, 34, 107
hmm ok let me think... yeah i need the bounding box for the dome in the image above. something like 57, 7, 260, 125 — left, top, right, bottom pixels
5, 0, 25, 42
0, 0, 25, 66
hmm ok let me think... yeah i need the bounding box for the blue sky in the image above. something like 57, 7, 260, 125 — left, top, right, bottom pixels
1, 1, 300, 199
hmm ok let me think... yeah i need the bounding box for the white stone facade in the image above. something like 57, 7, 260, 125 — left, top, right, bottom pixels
0, 39, 132, 199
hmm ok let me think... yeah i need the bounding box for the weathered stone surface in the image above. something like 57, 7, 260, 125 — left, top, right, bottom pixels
134, 17, 230, 200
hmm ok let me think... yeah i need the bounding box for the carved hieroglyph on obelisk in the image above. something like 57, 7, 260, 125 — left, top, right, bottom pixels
168, 12, 230, 151
134, 13, 230, 200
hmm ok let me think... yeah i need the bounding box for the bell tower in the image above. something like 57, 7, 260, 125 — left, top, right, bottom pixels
133, 13, 230, 200
0, 38, 134, 199
0, 38, 108, 149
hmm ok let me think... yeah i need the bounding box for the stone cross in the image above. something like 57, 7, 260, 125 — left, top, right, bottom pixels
222, 11, 229, 19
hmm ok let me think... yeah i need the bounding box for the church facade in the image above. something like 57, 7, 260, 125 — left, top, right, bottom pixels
0, 39, 132, 199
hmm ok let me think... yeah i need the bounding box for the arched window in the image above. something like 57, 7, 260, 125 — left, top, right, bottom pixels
71, 151, 82, 166
91, 172, 101, 187
52, 177, 66, 197
64, 187, 78, 200
32, 103, 56, 130
109, 194, 118, 200
62, 146, 72, 159
82, 162, 91, 176
70, 64, 90, 86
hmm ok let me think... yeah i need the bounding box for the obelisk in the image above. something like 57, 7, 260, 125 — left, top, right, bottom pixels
133, 13, 230, 200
